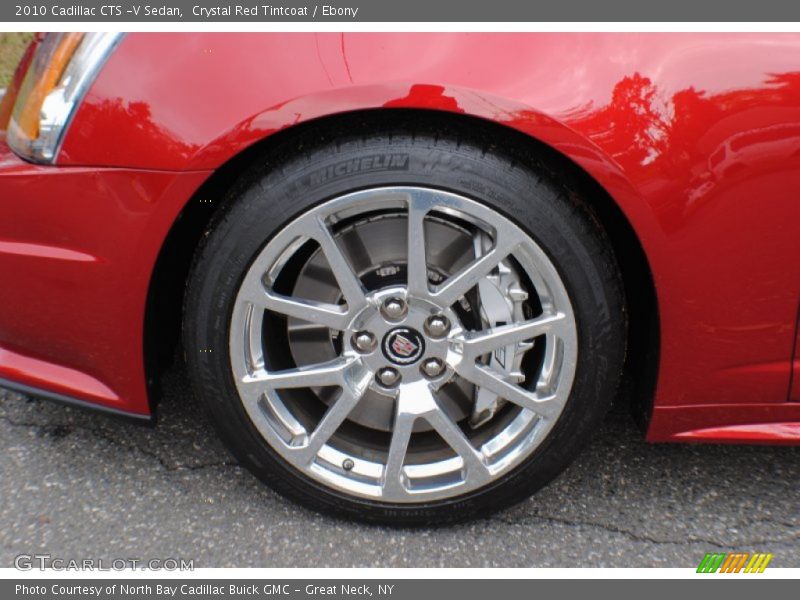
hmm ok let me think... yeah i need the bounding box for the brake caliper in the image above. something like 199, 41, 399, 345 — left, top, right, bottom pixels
470, 233, 532, 428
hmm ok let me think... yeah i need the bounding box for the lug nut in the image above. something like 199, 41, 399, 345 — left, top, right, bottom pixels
420, 358, 446, 379
376, 367, 401, 388
381, 297, 407, 321
352, 331, 377, 353
424, 315, 451, 339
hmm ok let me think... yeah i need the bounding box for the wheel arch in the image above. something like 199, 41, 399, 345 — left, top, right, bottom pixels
144, 108, 659, 428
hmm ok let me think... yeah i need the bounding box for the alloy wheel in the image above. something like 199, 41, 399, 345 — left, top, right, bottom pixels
229, 187, 578, 502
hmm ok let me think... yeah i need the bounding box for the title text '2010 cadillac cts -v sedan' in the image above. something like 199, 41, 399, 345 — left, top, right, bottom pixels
1, 32, 799, 523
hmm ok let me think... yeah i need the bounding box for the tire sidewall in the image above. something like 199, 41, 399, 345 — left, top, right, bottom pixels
183, 131, 625, 524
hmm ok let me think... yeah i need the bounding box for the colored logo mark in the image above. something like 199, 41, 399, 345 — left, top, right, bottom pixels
391, 334, 418, 357
697, 552, 773, 573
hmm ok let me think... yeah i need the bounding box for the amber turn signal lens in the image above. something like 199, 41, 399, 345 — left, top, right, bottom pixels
6, 33, 122, 163
14, 33, 84, 141
0, 35, 41, 133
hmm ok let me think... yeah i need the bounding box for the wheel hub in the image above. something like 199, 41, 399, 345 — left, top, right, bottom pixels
346, 288, 459, 393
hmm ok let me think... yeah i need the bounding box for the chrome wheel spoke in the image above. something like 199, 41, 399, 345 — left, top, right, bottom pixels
238, 275, 350, 330
382, 397, 417, 497
432, 236, 522, 307
261, 291, 351, 331
243, 356, 356, 391
243, 358, 369, 464
292, 387, 365, 464
461, 313, 569, 357
383, 383, 489, 497
310, 216, 367, 313
406, 196, 430, 298
424, 401, 491, 483
456, 363, 560, 420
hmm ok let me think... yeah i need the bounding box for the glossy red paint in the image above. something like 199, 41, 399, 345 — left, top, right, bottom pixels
3, 33, 800, 442
672, 421, 800, 444
0, 143, 210, 415
792, 312, 800, 402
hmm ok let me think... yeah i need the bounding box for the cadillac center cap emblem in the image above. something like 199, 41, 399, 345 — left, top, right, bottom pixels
383, 327, 426, 365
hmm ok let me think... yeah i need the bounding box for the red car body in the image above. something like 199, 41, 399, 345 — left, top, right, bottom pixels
1, 33, 799, 443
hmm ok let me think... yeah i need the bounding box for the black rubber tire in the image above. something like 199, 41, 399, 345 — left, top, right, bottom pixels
183, 117, 627, 525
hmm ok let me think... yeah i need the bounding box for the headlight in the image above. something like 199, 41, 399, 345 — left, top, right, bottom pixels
7, 33, 123, 164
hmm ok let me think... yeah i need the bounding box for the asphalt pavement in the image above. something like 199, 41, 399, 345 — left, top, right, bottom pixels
1, 364, 798, 568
